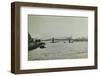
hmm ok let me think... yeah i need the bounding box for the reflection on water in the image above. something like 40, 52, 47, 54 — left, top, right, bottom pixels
28, 41, 88, 61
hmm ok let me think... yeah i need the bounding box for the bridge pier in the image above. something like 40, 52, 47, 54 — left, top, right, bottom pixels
68, 39, 73, 43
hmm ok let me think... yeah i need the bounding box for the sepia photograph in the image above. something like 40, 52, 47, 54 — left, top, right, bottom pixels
28, 15, 88, 61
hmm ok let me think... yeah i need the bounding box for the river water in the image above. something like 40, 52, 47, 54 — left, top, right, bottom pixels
28, 41, 88, 61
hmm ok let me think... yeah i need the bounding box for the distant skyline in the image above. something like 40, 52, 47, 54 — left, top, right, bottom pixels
28, 15, 88, 39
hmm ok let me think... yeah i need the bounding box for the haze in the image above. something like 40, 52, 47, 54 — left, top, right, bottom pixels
28, 15, 88, 39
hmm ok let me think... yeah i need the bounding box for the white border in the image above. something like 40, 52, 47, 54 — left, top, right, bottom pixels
20, 7, 95, 70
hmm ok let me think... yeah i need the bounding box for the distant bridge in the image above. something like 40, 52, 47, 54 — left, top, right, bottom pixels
42, 37, 74, 43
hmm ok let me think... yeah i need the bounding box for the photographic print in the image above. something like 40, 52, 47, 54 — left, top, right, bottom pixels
11, 2, 97, 74
28, 15, 88, 61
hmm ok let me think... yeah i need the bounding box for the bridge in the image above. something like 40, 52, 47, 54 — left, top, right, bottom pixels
42, 37, 74, 43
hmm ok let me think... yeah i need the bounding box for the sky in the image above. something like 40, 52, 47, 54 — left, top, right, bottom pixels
28, 15, 88, 39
